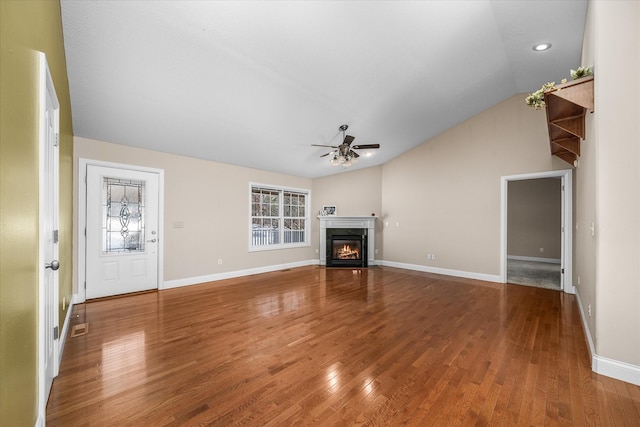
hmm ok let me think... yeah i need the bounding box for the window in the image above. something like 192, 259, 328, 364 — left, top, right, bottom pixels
250, 184, 310, 250
102, 177, 145, 253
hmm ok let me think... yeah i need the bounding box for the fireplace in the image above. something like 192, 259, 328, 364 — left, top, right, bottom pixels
326, 228, 367, 268
318, 216, 376, 267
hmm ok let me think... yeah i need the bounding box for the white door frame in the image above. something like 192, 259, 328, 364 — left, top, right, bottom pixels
77, 158, 164, 303
38, 52, 60, 425
500, 169, 574, 294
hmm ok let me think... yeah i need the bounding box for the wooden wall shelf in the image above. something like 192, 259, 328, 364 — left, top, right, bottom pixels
544, 75, 594, 165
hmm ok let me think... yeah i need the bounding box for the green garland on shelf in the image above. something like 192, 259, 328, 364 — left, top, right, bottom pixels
525, 65, 593, 110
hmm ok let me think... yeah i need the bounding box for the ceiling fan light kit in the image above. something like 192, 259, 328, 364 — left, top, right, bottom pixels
312, 124, 380, 168
330, 153, 357, 167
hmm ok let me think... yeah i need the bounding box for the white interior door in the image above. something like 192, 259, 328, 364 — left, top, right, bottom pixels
43, 93, 59, 398
39, 52, 59, 414
86, 165, 159, 299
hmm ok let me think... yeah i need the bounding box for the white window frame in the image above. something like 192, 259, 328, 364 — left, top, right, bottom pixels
249, 182, 311, 252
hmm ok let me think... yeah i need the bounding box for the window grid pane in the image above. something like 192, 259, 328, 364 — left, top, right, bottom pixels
251, 187, 308, 248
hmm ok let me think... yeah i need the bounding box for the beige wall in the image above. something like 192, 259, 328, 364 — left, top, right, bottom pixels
381, 94, 568, 276
77, 92, 572, 284
0, 1, 74, 425
74, 137, 315, 286
576, 0, 599, 357
311, 166, 383, 258
508, 178, 562, 260
580, 0, 640, 367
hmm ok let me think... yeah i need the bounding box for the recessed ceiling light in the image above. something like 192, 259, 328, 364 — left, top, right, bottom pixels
533, 43, 552, 51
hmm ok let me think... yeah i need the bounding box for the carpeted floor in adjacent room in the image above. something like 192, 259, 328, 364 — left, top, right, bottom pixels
507, 259, 561, 290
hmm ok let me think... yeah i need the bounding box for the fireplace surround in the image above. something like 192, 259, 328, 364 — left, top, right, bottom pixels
318, 216, 376, 267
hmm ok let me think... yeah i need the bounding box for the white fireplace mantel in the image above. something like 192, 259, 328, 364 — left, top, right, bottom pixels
318, 216, 376, 266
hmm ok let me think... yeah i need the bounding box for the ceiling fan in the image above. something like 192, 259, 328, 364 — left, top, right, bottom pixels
311, 124, 380, 167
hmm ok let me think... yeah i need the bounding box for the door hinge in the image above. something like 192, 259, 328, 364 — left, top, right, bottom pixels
53, 133, 59, 147
53, 326, 59, 339
53, 229, 59, 243
561, 268, 565, 274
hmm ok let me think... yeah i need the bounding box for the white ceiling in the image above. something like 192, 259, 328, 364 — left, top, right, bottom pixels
60, 0, 587, 178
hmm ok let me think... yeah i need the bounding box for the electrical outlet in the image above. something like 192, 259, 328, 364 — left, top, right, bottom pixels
396, 222, 400, 227
218, 258, 223, 265
375, 249, 379, 255
433, 254, 437, 260
315, 248, 319, 254
577, 276, 581, 285
539, 247, 544, 253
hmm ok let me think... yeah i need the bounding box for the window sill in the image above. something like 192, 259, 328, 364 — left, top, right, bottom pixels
249, 242, 311, 252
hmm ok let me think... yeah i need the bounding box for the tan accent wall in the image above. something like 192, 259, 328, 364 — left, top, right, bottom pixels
380, 94, 568, 275
507, 178, 562, 260
74, 137, 315, 284
0, 1, 74, 425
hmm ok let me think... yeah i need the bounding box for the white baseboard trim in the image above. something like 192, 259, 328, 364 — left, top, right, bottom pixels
507, 255, 562, 264
380, 260, 502, 283
58, 300, 74, 363
575, 291, 640, 386
593, 355, 640, 386
163, 259, 318, 289
575, 291, 596, 362
72, 292, 84, 305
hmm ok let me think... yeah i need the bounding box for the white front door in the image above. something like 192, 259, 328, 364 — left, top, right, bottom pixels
86, 165, 159, 299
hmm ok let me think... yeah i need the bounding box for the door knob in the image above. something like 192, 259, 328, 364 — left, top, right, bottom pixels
45, 260, 60, 270
146, 238, 157, 243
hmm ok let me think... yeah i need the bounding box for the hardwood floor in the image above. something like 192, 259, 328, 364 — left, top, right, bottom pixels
47, 266, 640, 426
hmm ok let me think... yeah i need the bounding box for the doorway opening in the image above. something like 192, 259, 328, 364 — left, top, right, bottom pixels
500, 170, 574, 293
507, 178, 562, 290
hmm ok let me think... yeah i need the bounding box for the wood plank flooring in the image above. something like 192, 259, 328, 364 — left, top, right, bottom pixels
47, 266, 640, 426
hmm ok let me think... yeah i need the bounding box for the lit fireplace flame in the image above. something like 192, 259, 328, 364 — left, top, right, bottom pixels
337, 244, 359, 259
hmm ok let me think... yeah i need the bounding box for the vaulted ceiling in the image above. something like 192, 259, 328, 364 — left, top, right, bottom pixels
61, 0, 588, 178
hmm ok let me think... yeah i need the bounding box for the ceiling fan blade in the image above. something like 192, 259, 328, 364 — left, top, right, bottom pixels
320, 151, 334, 158
343, 135, 355, 146
352, 144, 380, 149
311, 144, 338, 148
350, 151, 360, 158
